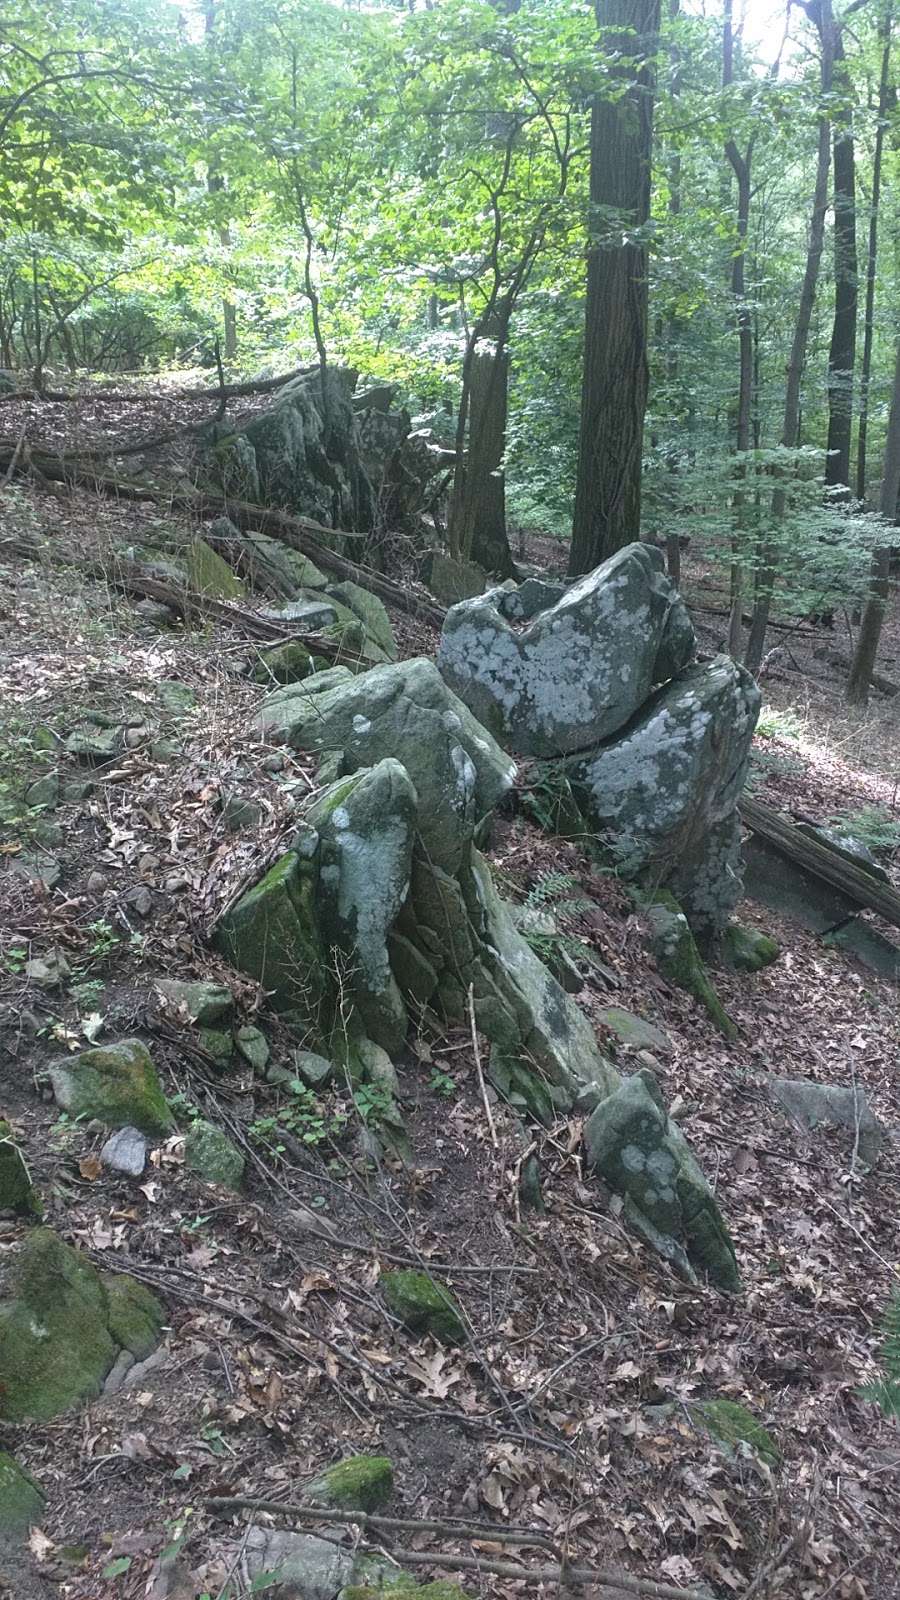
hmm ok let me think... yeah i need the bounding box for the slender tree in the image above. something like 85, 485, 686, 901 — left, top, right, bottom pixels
855, 0, 893, 501
847, 339, 900, 701
569, 0, 662, 575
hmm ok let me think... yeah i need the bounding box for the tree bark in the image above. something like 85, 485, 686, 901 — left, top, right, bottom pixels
722, 0, 754, 658
846, 337, 900, 703
824, 8, 859, 494
569, 0, 661, 576
451, 338, 515, 576
855, 0, 892, 502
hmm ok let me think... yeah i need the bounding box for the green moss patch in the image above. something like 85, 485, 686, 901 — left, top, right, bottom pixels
691, 1399, 780, 1465
305, 1454, 394, 1512
380, 1269, 465, 1346
48, 1038, 174, 1135
0, 1451, 45, 1537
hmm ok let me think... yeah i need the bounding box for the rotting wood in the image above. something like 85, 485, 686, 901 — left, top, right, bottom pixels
0, 444, 447, 627
739, 795, 900, 929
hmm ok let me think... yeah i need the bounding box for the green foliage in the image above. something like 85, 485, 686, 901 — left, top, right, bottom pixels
755, 705, 807, 742
249, 1079, 346, 1152
861, 1285, 900, 1417
828, 805, 900, 856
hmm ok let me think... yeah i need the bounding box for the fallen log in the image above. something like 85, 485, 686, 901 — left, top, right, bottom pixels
0, 364, 317, 406
0, 445, 447, 628
739, 795, 900, 930
812, 644, 899, 697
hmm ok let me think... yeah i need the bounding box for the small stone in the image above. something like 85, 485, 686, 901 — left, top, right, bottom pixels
103, 1349, 136, 1394
199, 1027, 234, 1063
303, 1454, 393, 1513
23, 773, 59, 810
222, 793, 263, 833
124, 885, 153, 916
0, 1451, 45, 1539
87, 870, 108, 894
156, 681, 197, 715
184, 1120, 244, 1189
10, 853, 61, 890
722, 923, 781, 973
768, 1076, 883, 1166
135, 598, 176, 627
25, 951, 71, 989
151, 738, 182, 763
380, 1269, 466, 1345
100, 1126, 148, 1177
689, 1399, 780, 1465
65, 724, 123, 762
0, 1128, 41, 1216
597, 1007, 673, 1055
518, 1153, 545, 1213
291, 1049, 333, 1089
61, 779, 94, 803
235, 1025, 270, 1071
155, 978, 234, 1025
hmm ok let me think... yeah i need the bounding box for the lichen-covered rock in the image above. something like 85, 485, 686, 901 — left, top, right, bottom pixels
309, 761, 416, 1053
245, 1528, 357, 1600
768, 1076, 883, 1166
583, 1071, 740, 1291
380, 1269, 466, 1345
292, 1048, 334, 1088
100, 1125, 147, 1176
212, 828, 326, 1016
643, 892, 736, 1038
567, 655, 760, 938
250, 639, 316, 685
256, 657, 516, 874
596, 1007, 672, 1055
0, 1125, 40, 1215
49, 1039, 174, 1135
184, 1119, 245, 1189
235, 1024, 270, 1071
722, 924, 780, 973
304, 1454, 393, 1513
690, 1399, 780, 1465
155, 979, 234, 1025
438, 543, 695, 757
185, 537, 246, 599
0, 1229, 164, 1421
0, 1452, 44, 1537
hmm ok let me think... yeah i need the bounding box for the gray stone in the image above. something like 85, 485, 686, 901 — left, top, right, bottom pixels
643, 892, 736, 1039
0, 1452, 45, 1538
65, 723, 123, 762
568, 655, 760, 938
211, 838, 326, 1017
100, 1126, 148, 1177
256, 656, 517, 875
49, 1039, 174, 1136
597, 1007, 673, 1055
309, 761, 417, 1053
292, 1049, 334, 1088
23, 773, 59, 810
244, 1529, 355, 1600
742, 832, 860, 933
584, 1071, 740, 1291
154, 979, 234, 1025
420, 549, 486, 604
155, 681, 197, 715
795, 823, 890, 884
0, 1128, 39, 1215
823, 918, 900, 982
235, 1024, 270, 1071
768, 1077, 884, 1166
184, 1120, 245, 1189
261, 598, 338, 630
438, 542, 695, 757
221, 793, 263, 833
25, 951, 70, 989
10, 853, 61, 890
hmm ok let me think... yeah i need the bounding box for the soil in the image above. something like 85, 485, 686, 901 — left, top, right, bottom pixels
0, 463, 899, 1600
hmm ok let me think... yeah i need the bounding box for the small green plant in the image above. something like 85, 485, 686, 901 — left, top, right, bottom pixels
518, 871, 592, 965
755, 704, 806, 742
521, 763, 583, 834
250, 1081, 345, 1151
69, 977, 106, 1010
861, 1284, 900, 1417
745, 747, 807, 792
3, 945, 27, 975
86, 919, 119, 961
352, 1080, 395, 1127
168, 1090, 200, 1124
828, 804, 900, 857
428, 1068, 457, 1098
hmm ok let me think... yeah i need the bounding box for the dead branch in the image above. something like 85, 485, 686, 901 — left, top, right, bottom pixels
0, 363, 317, 405
739, 795, 900, 928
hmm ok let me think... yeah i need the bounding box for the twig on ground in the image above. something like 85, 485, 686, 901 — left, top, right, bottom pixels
468, 983, 498, 1149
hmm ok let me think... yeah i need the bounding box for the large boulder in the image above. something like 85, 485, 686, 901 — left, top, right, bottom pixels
212, 825, 326, 1015
584, 1071, 740, 1291
437, 544, 695, 757
0, 1229, 164, 1421
49, 1039, 174, 1136
567, 655, 760, 939
309, 761, 417, 1053
768, 1076, 884, 1166
255, 657, 517, 875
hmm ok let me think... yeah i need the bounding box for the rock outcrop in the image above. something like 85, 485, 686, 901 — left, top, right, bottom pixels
212, 653, 739, 1290
438, 545, 760, 942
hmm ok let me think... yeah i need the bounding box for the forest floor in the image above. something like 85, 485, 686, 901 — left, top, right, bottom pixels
0, 456, 899, 1600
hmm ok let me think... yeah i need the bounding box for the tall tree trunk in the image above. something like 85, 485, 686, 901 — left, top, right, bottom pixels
569, 0, 661, 576
745, 108, 831, 673
847, 338, 900, 703
205, 0, 238, 362
448, 320, 515, 576
825, 11, 858, 493
722, 0, 754, 658
663, 0, 683, 586
855, 0, 892, 502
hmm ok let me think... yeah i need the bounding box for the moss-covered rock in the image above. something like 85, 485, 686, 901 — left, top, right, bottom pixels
0, 1229, 164, 1421
235, 1024, 270, 1071
186, 536, 246, 599
48, 1038, 174, 1135
596, 1007, 672, 1054
380, 1269, 466, 1346
199, 1027, 234, 1064
103, 1273, 165, 1357
251, 640, 316, 686
304, 1454, 394, 1513
690, 1399, 780, 1465
155, 978, 234, 1025
643, 892, 737, 1039
722, 923, 781, 973
212, 834, 327, 1017
0, 1125, 41, 1216
0, 1452, 45, 1537
184, 1120, 245, 1190
343, 1584, 473, 1600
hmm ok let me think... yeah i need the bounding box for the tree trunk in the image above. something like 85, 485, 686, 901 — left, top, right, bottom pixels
723, 0, 753, 659
825, 16, 858, 494
745, 108, 831, 674
448, 325, 515, 577
855, 0, 892, 502
846, 337, 900, 704
569, 0, 661, 576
